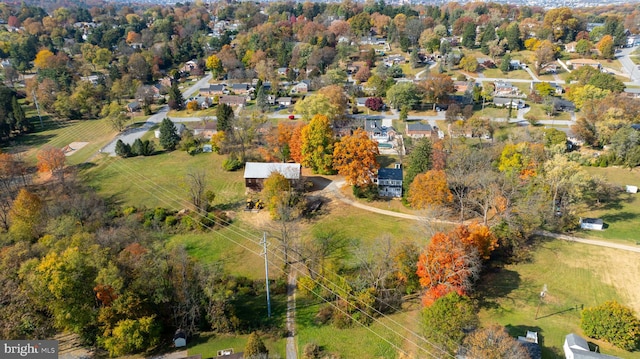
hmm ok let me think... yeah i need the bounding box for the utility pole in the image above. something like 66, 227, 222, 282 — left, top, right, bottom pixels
261, 232, 272, 318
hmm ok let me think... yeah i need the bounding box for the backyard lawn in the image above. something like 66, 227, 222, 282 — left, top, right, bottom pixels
578, 166, 640, 243
479, 239, 640, 359
483, 68, 532, 80
83, 151, 246, 210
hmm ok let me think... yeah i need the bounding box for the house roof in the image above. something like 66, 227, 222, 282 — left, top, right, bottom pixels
232, 83, 249, 90
407, 123, 434, 132
495, 81, 514, 88
581, 218, 603, 225
494, 97, 521, 105
209, 84, 225, 91
565, 334, 620, 359
378, 168, 403, 181
277, 97, 292, 102
243, 162, 301, 180
219, 95, 246, 105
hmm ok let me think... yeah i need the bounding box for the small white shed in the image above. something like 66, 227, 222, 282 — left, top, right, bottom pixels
580, 218, 604, 230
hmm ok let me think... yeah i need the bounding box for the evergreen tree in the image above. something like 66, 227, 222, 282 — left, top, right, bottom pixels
256, 86, 268, 113
216, 103, 234, 132
500, 53, 511, 74
505, 23, 522, 51
132, 138, 144, 156
168, 81, 184, 110
159, 118, 180, 151
11, 96, 28, 133
462, 23, 476, 48
115, 139, 132, 157
404, 137, 432, 193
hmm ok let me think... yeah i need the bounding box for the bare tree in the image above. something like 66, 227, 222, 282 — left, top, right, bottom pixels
298, 228, 347, 279
186, 169, 208, 215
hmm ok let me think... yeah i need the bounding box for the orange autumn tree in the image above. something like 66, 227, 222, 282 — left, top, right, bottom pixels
453, 222, 498, 261
288, 122, 305, 163
407, 169, 453, 209
261, 122, 295, 162
332, 128, 380, 186
37, 146, 66, 182
417, 224, 497, 306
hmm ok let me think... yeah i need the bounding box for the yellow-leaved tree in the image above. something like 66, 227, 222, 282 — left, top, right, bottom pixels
34, 49, 54, 70
332, 128, 380, 187
9, 188, 42, 241
408, 169, 453, 209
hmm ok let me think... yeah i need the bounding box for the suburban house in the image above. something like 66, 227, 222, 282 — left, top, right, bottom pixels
190, 96, 211, 109
126, 101, 141, 112
356, 98, 369, 107
180, 60, 198, 73
276, 97, 293, 107
155, 122, 186, 139
567, 59, 602, 70
200, 84, 225, 96
291, 81, 310, 94
579, 218, 604, 230
243, 162, 301, 191
277, 67, 288, 76
231, 83, 251, 95
375, 164, 403, 198
406, 123, 437, 139
493, 97, 525, 109
518, 331, 541, 359
565, 41, 577, 53
494, 81, 519, 97
192, 121, 217, 139
365, 119, 396, 143
218, 95, 246, 107
477, 57, 495, 68
563, 333, 620, 359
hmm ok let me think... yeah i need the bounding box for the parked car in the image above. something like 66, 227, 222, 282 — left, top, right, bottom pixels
288, 115, 295, 120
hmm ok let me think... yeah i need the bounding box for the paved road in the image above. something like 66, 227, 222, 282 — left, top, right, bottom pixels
101, 74, 213, 155
616, 46, 640, 84
325, 181, 640, 254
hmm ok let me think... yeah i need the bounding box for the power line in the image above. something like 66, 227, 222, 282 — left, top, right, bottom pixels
21, 83, 457, 358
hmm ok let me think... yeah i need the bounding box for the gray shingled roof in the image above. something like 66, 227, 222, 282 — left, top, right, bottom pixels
378, 168, 403, 181
407, 123, 433, 132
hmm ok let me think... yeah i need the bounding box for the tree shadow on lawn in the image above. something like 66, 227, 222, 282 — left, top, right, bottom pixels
600, 211, 638, 225
476, 268, 523, 310
3, 133, 56, 152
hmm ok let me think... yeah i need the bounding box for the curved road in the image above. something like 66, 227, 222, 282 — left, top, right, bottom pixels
101, 74, 213, 156
326, 180, 640, 254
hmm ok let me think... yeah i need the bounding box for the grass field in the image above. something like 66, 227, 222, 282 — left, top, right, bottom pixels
483, 68, 532, 80
295, 299, 412, 359
479, 239, 640, 359
83, 151, 246, 210
525, 104, 572, 122
577, 166, 640, 243
3, 111, 118, 165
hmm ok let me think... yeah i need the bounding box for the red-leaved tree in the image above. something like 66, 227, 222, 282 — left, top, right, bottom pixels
417, 223, 497, 306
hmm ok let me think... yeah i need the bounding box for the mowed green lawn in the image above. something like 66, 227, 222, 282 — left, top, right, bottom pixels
4, 111, 118, 165
479, 239, 640, 359
579, 167, 640, 243
482, 68, 532, 80
188, 332, 286, 359
295, 300, 408, 359
83, 151, 246, 210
